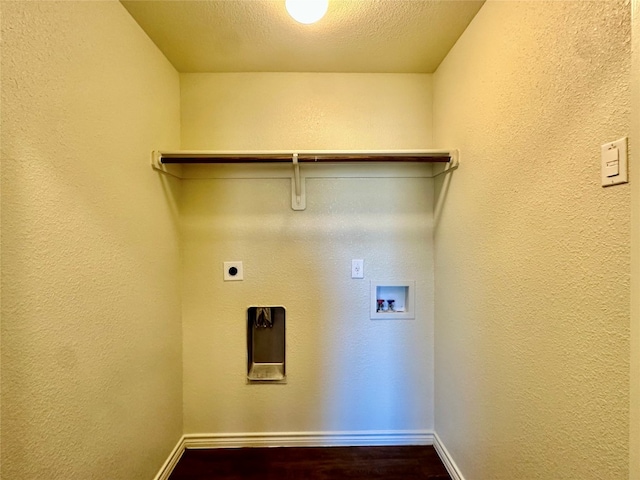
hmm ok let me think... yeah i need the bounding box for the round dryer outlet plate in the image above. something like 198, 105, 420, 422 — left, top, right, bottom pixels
223, 261, 243, 281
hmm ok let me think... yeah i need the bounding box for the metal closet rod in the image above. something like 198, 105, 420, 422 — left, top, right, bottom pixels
158, 151, 452, 164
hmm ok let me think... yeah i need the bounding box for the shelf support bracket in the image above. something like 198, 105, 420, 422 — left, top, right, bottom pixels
430, 149, 460, 178
291, 153, 306, 211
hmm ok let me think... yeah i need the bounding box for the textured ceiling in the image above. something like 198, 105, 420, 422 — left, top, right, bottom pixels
121, 0, 485, 73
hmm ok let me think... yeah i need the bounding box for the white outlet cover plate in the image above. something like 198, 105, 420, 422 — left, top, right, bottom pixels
352, 259, 364, 279
224, 261, 243, 281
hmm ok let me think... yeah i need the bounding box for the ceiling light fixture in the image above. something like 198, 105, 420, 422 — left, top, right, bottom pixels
285, 0, 328, 24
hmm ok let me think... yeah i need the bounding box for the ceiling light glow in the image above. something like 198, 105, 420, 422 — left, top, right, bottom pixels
285, 0, 328, 24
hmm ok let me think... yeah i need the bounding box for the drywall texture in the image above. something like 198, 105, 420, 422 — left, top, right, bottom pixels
180, 73, 435, 434
181, 175, 435, 434
433, 1, 630, 479
1, 2, 182, 479
121, 0, 483, 73
180, 73, 432, 150
631, 1, 640, 477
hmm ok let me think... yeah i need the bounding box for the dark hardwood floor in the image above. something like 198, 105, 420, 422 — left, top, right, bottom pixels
168, 445, 451, 480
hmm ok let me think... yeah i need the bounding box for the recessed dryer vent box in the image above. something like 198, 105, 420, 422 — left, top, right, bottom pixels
247, 306, 286, 383
370, 281, 415, 320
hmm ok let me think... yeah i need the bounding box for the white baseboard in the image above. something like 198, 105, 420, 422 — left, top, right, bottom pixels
153, 436, 186, 480
154, 430, 435, 479
433, 432, 465, 480
183, 430, 434, 449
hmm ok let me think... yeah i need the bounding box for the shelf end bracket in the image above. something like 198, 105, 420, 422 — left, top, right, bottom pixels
151, 151, 183, 179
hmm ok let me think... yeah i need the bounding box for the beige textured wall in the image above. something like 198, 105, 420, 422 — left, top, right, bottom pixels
181, 73, 432, 150
631, 1, 640, 477
1, 2, 182, 479
433, 1, 630, 479
180, 73, 436, 435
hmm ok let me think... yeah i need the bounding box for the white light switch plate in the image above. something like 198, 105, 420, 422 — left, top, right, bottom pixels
601, 137, 628, 187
